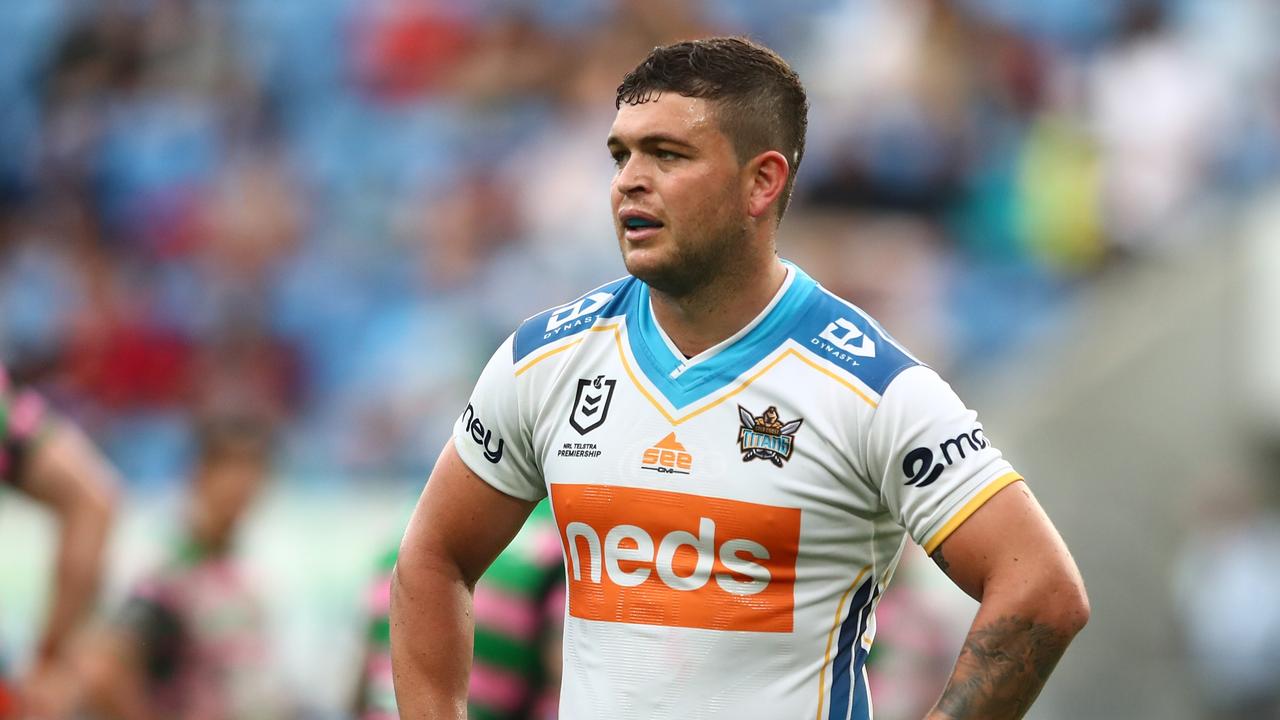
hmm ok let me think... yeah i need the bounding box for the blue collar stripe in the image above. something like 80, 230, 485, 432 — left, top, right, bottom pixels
624, 267, 819, 410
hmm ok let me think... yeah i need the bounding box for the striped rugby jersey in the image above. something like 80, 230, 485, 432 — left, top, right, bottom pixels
0, 366, 52, 488
0, 365, 53, 709
119, 540, 276, 719
453, 261, 1022, 720
361, 502, 564, 720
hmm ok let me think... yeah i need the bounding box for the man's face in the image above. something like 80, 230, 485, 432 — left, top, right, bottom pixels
607, 94, 750, 296
194, 453, 267, 543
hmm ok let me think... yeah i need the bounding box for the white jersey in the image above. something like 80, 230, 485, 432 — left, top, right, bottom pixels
453, 262, 1021, 720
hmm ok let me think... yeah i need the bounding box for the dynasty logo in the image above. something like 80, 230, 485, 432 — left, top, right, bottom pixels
737, 405, 803, 467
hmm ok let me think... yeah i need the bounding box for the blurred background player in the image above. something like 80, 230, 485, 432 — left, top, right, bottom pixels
864, 549, 970, 720
0, 366, 118, 720
77, 417, 282, 720
355, 500, 564, 720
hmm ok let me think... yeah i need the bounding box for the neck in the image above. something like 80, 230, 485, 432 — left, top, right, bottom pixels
187, 508, 233, 555
649, 254, 788, 357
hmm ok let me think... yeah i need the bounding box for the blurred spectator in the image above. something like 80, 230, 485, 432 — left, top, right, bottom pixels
78, 416, 284, 720
2, 0, 1274, 480
0, 365, 118, 720
347, 0, 475, 104
1173, 475, 1280, 720
355, 501, 564, 720
1087, 1, 1224, 253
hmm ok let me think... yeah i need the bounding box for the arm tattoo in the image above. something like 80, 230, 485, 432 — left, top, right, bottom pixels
933, 615, 1070, 719
931, 547, 952, 577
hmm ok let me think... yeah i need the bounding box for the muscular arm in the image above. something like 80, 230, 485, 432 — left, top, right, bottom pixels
16, 421, 119, 718
924, 481, 1089, 720
390, 442, 538, 719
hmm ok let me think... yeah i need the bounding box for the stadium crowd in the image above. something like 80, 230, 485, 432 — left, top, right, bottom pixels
1, 0, 1278, 718
3, 0, 1274, 484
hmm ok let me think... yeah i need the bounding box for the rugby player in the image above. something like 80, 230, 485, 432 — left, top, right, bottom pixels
356, 501, 562, 720
392, 36, 1088, 719
0, 366, 117, 720
79, 417, 278, 720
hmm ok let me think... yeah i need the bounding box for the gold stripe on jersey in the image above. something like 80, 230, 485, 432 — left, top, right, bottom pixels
515, 338, 584, 376
922, 472, 1024, 554
787, 348, 879, 409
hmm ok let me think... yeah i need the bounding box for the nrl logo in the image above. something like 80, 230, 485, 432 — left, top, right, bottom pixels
570, 375, 616, 435
737, 405, 803, 467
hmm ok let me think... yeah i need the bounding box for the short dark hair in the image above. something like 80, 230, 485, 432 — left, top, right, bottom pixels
616, 36, 809, 219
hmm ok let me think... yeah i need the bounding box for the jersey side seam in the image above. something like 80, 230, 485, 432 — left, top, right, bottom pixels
814, 565, 873, 720
862, 362, 930, 515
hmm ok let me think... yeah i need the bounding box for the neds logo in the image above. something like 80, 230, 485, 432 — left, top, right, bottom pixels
549, 484, 801, 633
902, 427, 989, 488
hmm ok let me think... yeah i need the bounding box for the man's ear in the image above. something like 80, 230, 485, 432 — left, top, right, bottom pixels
744, 150, 790, 220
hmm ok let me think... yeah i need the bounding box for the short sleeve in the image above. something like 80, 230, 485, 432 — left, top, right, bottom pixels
452, 334, 545, 501
866, 365, 1022, 554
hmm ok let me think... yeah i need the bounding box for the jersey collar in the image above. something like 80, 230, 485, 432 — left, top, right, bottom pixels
625, 260, 817, 410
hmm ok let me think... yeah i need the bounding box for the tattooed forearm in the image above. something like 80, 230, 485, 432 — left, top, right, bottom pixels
930, 616, 1070, 719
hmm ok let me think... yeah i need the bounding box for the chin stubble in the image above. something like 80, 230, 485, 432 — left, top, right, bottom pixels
627, 219, 750, 298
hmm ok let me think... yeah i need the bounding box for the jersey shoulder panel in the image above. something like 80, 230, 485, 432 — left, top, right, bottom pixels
791, 283, 921, 396
512, 276, 638, 364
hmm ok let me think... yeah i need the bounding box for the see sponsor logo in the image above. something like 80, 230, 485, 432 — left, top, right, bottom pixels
903, 427, 989, 488
640, 433, 692, 475
460, 403, 504, 464
549, 484, 801, 633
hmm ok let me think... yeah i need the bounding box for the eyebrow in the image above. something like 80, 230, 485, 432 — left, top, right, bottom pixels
606, 133, 698, 151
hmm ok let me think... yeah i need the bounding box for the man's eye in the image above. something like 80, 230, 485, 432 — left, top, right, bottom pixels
656, 150, 681, 160
611, 152, 629, 168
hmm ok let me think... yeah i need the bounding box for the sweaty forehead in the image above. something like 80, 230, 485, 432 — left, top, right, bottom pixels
608, 94, 720, 146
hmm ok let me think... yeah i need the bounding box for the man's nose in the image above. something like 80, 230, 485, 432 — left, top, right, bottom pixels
614, 157, 650, 195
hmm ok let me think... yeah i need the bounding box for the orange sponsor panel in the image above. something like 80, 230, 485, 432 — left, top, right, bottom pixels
549, 484, 801, 632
